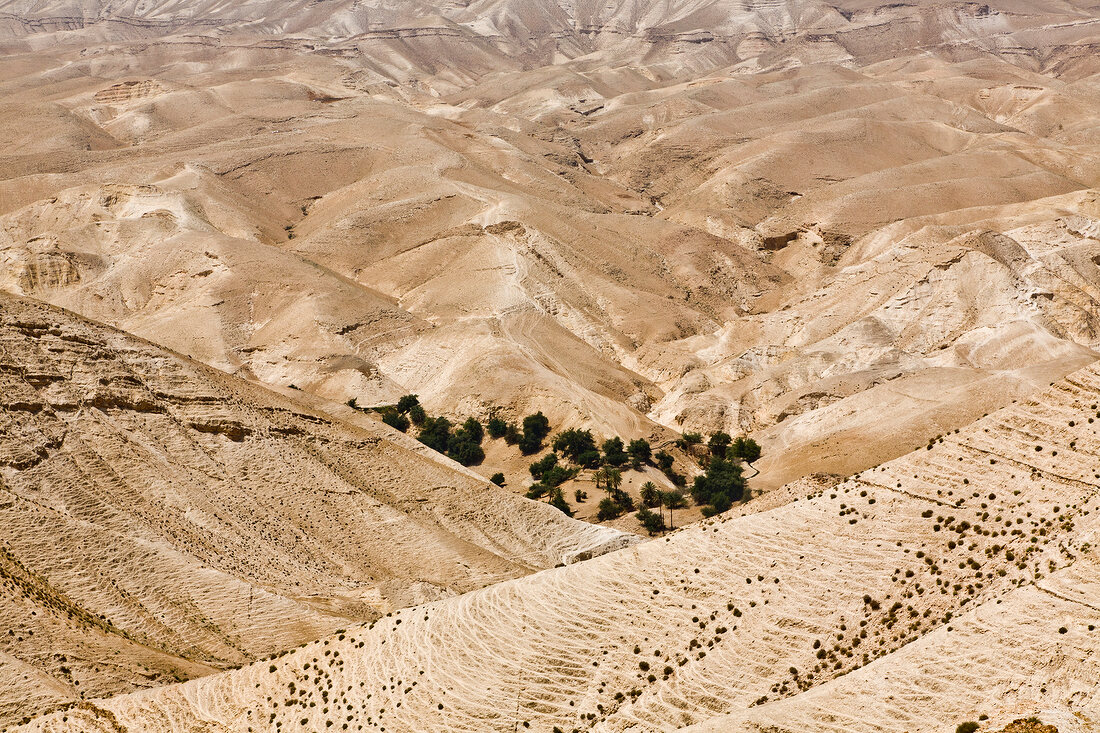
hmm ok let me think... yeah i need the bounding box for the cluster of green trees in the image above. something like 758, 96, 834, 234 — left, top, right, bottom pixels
634, 481, 688, 534
366, 395, 556, 469
594, 466, 633, 521
527, 429, 660, 519
680, 431, 760, 516
370, 392, 763, 526
678, 431, 761, 465
550, 429, 653, 470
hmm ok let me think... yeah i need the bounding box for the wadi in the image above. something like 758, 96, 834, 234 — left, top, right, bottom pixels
0, 1, 1099, 730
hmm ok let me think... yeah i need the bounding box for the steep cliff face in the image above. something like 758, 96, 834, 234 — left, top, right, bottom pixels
0, 291, 630, 725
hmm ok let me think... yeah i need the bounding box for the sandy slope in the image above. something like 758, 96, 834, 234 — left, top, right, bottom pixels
2, 28, 1100, 487
0, 291, 630, 725
17, 346, 1100, 732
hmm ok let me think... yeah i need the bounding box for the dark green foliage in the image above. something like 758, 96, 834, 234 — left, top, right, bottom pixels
418, 417, 452, 453
522, 412, 550, 442
679, 432, 703, 447
460, 417, 484, 444
597, 497, 624, 521
541, 465, 578, 488
503, 422, 521, 445
346, 397, 359, 409
447, 437, 484, 466
526, 484, 549, 500
552, 429, 597, 461
548, 488, 572, 516
640, 481, 661, 508
627, 438, 651, 468
611, 489, 634, 512
519, 432, 543, 455
396, 394, 419, 413
490, 472, 505, 486
381, 410, 409, 433
575, 450, 602, 469
487, 417, 508, 439
708, 431, 732, 458
602, 437, 628, 466
408, 403, 427, 426
955, 723, 979, 733
660, 489, 687, 529
574, 489, 587, 502
635, 506, 666, 535
700, 491, 732, 518
731, 436, 761, 463
529, 453, 559, 479
654, 451, 674, 472
692, 458, 745, 506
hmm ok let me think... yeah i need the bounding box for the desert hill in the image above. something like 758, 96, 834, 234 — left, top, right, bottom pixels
2, 25, 1100, 489
18, 315, 1100, 732
0, 291, 629, 726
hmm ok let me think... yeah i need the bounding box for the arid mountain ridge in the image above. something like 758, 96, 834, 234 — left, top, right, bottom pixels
2, 0, 1100, 730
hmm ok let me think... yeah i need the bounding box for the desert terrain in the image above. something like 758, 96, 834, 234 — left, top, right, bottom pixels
1, 0, 1100, 729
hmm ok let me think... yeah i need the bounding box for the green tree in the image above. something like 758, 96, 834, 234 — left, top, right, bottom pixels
640, 481, 660, 508
548, 487, 573, 516
489, 472, 505, 486
487, 417, 508, 439
680, 432, 703, 447
576, 450, 602, 469
660, 490, 687, 530
381, 410, 410, 433
708, 431, 732, 459
602, 437, 628, 467
522, 412, 550, 441
418, 417, 451, 453
597, 497, 623, 521
731, 437, 761, 463
627, 439, 651, 468
503, 422, 521, 445
654, 451, 674, 473
460, 417, 484, 444
603, 467, 622, 495
691, 458, 745, 506
635, 506, 666, 535
542, 465, 577, 488
552, 429, 598, 462
700, 491, 732, 518
519, 432, 544, 455
529, 453, 558, 480
408, 403, 427, 426
396, 394, 419, 413
447, 437, 484, 466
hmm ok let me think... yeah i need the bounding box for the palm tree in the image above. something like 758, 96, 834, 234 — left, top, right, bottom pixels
604, 467, 622, 495
640, 481, 660, 509
593, 467, 607, 492
660, 490, 687, 530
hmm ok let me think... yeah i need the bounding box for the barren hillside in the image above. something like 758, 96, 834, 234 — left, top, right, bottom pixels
0, 291, 629, 726
19, 323, 1100, 732
2, 0, 1100, 729
2, 6, 1100, 486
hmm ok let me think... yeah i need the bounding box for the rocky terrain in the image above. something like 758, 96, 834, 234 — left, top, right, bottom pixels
0, 291, 628, 725
2, 0, 1100, 729
2, 0, 1100, 492
17, 324, 1100, 732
